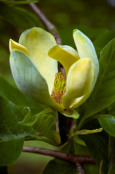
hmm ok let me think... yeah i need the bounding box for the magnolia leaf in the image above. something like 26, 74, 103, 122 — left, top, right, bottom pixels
94, 30, 115, 56
43, 159, 77, 174
0, 76, 45, 114
33, 110, 61, 145
0, 139, 24, 166
20, 108, 53, 126
0, 97, 35, 142
44, 138, 99, 174
98, 114, 115, 137
0, 97, 36, 166
79, 119, 109, 174
80, 39, 115, 121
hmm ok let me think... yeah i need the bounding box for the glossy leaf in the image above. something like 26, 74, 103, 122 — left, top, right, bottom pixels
94, 30, 115, 56
80, 39, 115, 120
0, 97, 36, 166
0, 76, 45, 114
43, 159, 77, 174
0, 97, 35, 141
79, 119, 109, 174
62, 136, 99, 174
0, 139, 23, 166
33, 110, 61, 145
98, 114, 115, 137
44, 137, 99, 174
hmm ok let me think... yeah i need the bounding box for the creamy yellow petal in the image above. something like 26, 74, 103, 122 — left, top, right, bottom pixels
73, 29, 99, 90
62, 58, 92, 109
9, 39, 29, 56
19, 27, 58, 94
48, 45, 80, 75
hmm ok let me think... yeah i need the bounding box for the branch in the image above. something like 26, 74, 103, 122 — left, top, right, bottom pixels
76, 163, 85, 174
23, 146, 94, 164
30, 3, 62, 45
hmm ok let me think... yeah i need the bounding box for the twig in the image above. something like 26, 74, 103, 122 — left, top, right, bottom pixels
23, 146, 94, 164
30, 3, 62, 45
76, 163, 85, 174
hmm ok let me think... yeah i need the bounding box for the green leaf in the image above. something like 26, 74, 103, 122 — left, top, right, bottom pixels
80, 133, 109, 174
94, 30, 115, 56
43, 159, 77, 174
0, 97, 35, 142
80, 39, 115, 121
0, 3, 42, 30
78, 118, 109, 174
33, 110, 61, 145
0, 76, 45, 114
0, 139, 23, 166
43, 137, 99, 174
0, 0, 38, 6
98, 114, 115, 137
108, 102, 115, 115
0, 96, 36, 166
62, 136, 99, 174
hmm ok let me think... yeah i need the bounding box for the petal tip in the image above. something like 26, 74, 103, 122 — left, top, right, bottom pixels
73, 29, 80, 35
9, 39, 15, 52
73, 29, 84, 39
9, 39, 29, 56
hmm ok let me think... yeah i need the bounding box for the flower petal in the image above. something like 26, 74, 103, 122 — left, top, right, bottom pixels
62, 58, 92, 109
10, 49, 63, 112
19, 27, 58, 94
73, 29, 99, 89
48, 45, 80, 75
9, 39, 29, 56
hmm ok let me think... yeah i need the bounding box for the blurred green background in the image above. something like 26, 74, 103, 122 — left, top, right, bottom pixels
0, 0, 115, 173
0, 0, 115, 76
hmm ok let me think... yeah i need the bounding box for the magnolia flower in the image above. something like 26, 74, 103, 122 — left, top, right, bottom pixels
9, 27, 99, 114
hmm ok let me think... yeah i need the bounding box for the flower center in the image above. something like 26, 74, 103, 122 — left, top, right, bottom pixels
51, 72, 66, 105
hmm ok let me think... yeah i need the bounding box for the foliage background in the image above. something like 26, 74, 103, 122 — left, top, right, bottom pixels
0, 0, 115, 173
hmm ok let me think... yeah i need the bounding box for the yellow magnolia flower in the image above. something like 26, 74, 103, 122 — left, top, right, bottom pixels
9, 27, 99, 114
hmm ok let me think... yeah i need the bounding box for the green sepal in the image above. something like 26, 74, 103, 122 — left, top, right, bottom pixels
61, 109, 79, 119
10, 49, 63, 112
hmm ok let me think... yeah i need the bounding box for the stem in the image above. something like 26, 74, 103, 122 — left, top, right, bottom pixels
30, 3, 62, 45
23, 146, 94, 164
76, 163, 85, 174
